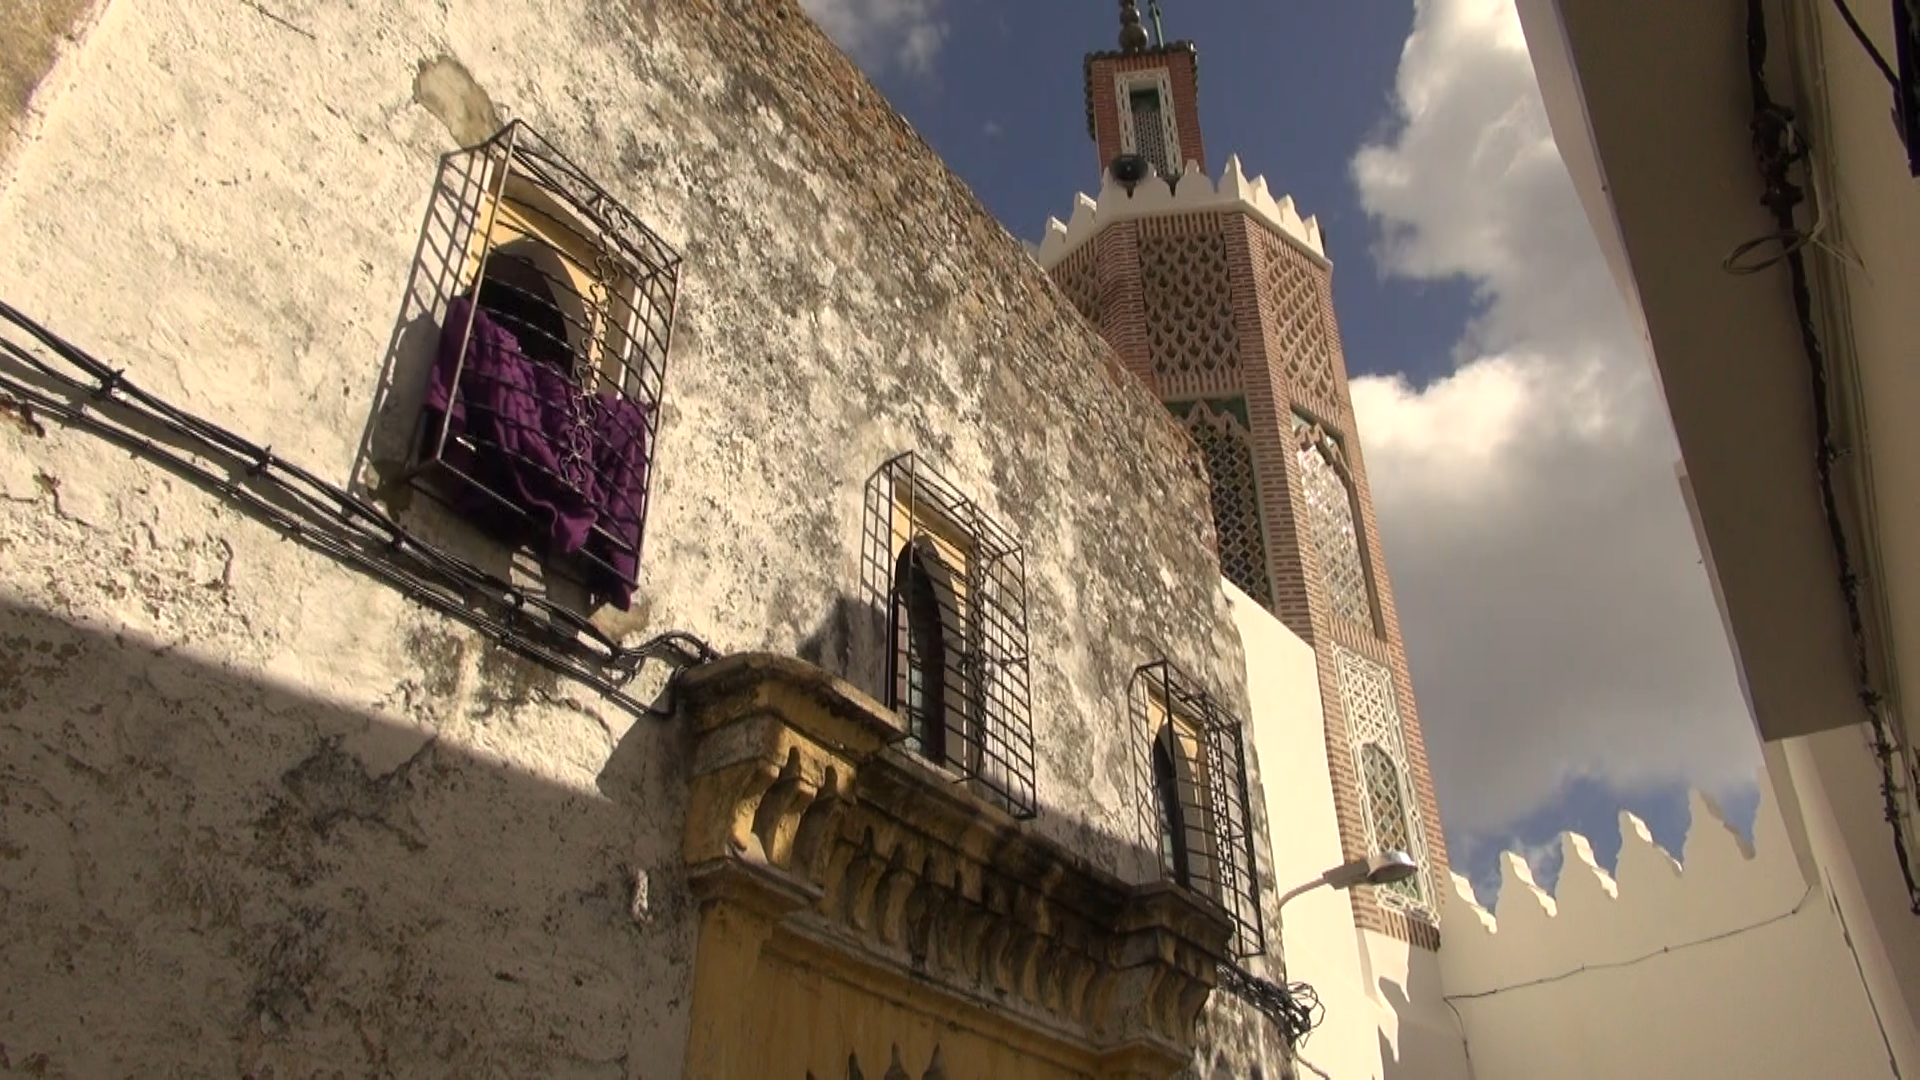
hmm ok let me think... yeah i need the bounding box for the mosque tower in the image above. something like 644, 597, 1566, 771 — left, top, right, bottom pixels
1038, 0, 1451, 951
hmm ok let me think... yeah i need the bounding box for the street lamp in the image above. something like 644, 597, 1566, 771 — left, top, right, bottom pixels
1277, 850, 1418, 912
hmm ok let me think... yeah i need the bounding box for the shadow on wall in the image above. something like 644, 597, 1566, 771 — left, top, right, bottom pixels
0, 599, 695, 1076
1377, 961, 1469, 1080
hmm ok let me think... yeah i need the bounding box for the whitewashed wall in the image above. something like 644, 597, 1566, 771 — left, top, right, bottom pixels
1439, 773, 1899, 1079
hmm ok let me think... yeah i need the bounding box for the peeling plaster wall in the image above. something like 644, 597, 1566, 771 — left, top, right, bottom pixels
0, 0, 1248, 1073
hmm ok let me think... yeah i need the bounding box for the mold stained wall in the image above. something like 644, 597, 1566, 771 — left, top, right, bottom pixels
0, 0, 1252, 1074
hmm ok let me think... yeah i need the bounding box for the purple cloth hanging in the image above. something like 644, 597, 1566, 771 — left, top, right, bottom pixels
423, 296, 651, 609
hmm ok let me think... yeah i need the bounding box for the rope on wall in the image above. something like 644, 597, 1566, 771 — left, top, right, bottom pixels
0, 298, 718, 720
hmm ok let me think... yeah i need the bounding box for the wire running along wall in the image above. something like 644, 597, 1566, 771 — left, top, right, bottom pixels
861, 453, 1037, 820
0, 299, 715, 719
1129, 659, 1264, 959
404, 120, 681, 612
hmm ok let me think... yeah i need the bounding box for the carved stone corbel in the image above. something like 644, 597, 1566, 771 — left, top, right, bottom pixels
675, 653, 1236, 1080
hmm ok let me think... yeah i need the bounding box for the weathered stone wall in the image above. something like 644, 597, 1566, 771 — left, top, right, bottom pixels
0, 0, 1251, 1073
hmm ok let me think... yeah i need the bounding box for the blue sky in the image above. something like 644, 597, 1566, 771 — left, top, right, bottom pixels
803, 0, 1767, 912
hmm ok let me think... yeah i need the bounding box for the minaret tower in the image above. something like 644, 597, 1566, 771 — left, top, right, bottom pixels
1040, 1, 1450, 951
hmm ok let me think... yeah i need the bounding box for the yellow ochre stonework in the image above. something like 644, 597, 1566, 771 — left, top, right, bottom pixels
676, 654, 1236, 1079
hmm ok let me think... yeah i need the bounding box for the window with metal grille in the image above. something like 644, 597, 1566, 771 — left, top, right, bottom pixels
1293, 414, 1375, 631
1131, 660, 1264, 958
863, 454, 1036, 819
1334, 646, 1433, 914
404, 121, 680, 612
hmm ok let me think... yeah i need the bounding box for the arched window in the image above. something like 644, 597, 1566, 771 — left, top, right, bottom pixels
1153, 725, 1191, 887
475, 244, 579, 371
1360, 743, 1420, 902
890, 539, 951, 765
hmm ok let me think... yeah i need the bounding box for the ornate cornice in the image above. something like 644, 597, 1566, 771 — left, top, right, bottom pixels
677, 653, 1235, 1071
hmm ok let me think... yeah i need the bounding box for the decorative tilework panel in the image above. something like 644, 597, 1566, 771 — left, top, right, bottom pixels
1293, 416, 1373, 628
1335, 646, 1433, 913
1051, 244, 1101, 328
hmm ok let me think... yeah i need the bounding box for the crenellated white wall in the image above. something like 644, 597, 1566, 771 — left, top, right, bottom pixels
1034, 155, 1326, 272
1438, 773, 1901, 1079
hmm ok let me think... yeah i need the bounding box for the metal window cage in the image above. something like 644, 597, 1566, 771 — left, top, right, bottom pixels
1129, 659, 1264, 958
861, 453, 1037, 820
403, 120, 681, 609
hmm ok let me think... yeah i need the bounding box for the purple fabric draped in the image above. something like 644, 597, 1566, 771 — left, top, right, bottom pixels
423, 296, 651, 609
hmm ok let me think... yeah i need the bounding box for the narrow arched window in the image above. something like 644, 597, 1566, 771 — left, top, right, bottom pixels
1360, 742, 1421, 902
475, 245, 578, 371
891, 540, 949, 765
1153, 725, 1191, 887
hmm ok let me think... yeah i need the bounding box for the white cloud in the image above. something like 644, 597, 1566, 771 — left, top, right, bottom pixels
800, 0, 948, 77
1350, 0, 1762, 839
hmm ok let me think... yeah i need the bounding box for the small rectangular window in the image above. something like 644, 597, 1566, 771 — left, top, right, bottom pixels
1128, 86, 1175, 178
863, 453, 1036, 819
1131, 659, 1263, 958
405, 121, 680, 611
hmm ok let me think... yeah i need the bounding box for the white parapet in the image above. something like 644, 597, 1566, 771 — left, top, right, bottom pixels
1033, 155, 1328, 272
1438, 778, 1809, 998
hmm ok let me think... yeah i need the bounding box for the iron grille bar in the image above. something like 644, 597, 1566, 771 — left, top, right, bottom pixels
1130, 658, 1265, 958
403, 120, 679, 612
864, 453, 1037, 819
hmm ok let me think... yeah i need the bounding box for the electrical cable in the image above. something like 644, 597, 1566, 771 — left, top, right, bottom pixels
1444, 883, 1817, 1003
0, 298, 718, 720
1217, 960, 1325, 1054
1736, 0, 1920, 916
1828, 0, 1904, 92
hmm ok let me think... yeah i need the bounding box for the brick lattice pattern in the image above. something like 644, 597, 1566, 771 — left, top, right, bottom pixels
1142, 231, 1239, 382
1051, 243, 1102, 330
1256, 225, 1339, 410
1179, 400, 1272, 608
1292, 417, 1374, 629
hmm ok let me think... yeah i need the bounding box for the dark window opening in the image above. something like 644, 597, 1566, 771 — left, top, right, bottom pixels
891, 539, 951, 765
1129, 86, 1175, 178
474, 247, 576, 372
1153, 725, 1192, 887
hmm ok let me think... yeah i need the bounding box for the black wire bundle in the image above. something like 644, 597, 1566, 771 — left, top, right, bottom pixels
1217, 960, 1325, 1053
0, 298, 717, 719
1740, 0, 1920, 915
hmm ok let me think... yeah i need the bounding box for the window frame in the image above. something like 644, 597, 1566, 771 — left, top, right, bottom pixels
1113, 68, 1184, 178
1130, 659, 1265, 958
864, 453, 1036, 819
1333, 645, 1435, 915
402, 120, 680, 611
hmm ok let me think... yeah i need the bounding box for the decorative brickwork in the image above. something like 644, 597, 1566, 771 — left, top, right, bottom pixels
1084, 45, 1206, 177
1292, 415, 1375, 631
1065, 48, 1450, 954
1142, 230, 1238, 383
1049, 241, 1102, 330
1254, 224, 1339, 414
1174, 399, 1272, 609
